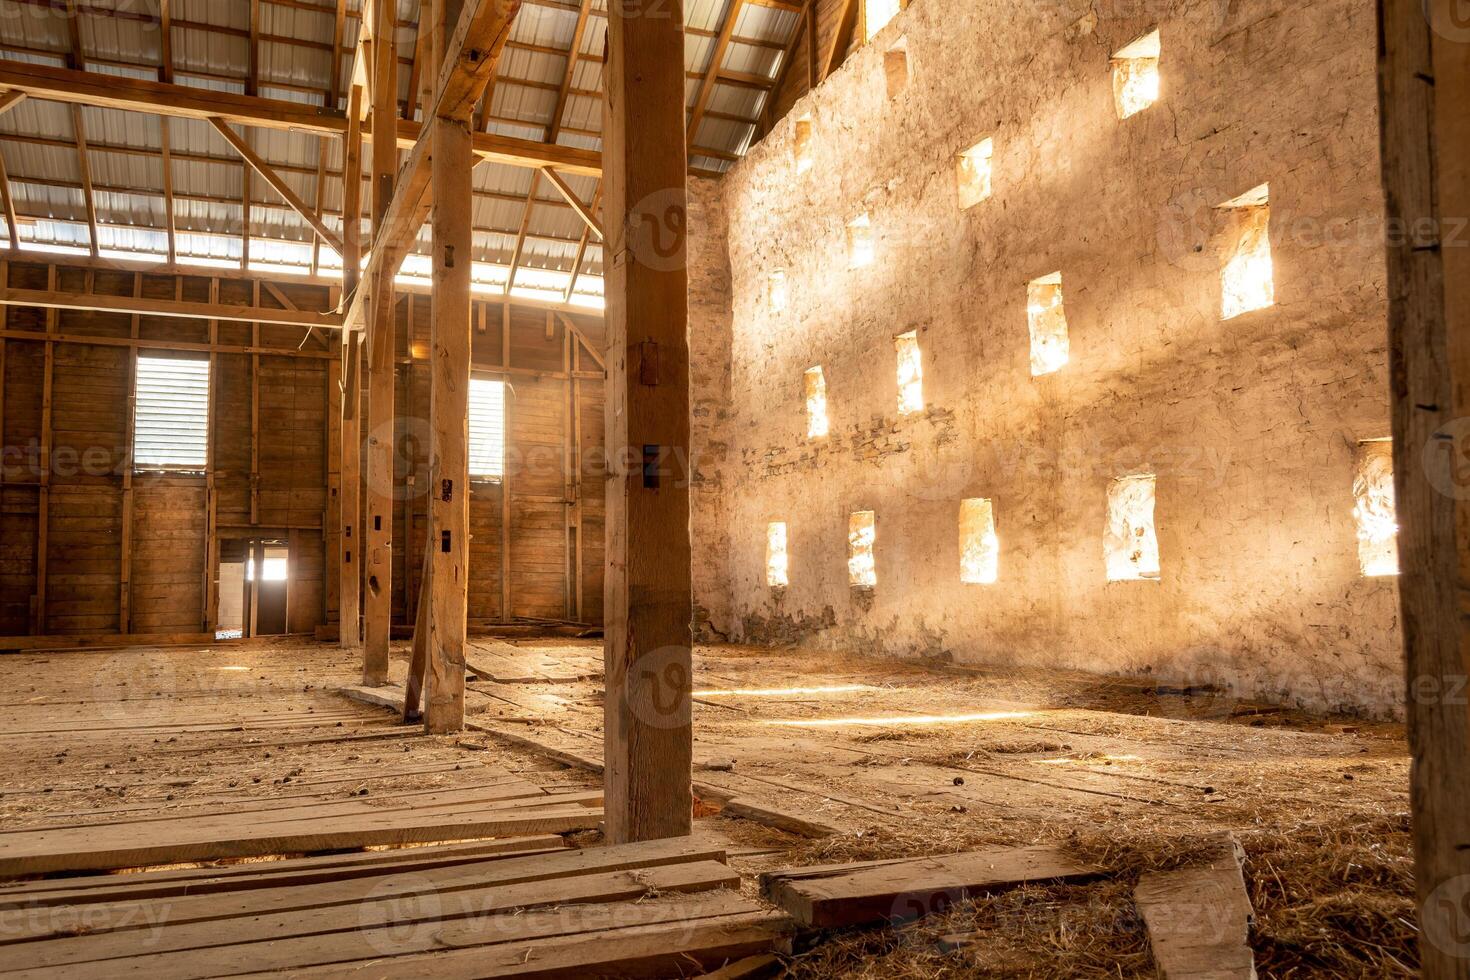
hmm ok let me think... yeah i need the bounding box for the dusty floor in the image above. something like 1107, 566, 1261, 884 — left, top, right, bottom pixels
0, 637, 1414, 977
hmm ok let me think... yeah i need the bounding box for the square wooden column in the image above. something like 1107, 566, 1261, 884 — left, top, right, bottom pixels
362, 0, 398, 685
1378, 2, 1470, 976
602, 0, 694, 844
423, 114, 472, 734
338, 84, 363, 654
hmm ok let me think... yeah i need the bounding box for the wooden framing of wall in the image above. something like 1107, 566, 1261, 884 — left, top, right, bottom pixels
0, 255, 605, 645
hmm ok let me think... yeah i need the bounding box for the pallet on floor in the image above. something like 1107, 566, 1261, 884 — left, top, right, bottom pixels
0, 839, 793, 979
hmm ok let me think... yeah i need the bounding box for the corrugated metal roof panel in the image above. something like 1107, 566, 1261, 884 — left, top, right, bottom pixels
687, 0, 730, 35
708, 82, 765, 118
12, 182, 87, 223
4, 136, 84, 187
0, 0, 801, 268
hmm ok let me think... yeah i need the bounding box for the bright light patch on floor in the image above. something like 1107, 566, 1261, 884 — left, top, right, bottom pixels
769, 269, 788, 312
1219, 185, 1275, 319
768, 711, 1032, 728
766, 521, 790, 588
959, 498, 999, 584
804, 366, 830, 439
895, 331, 923, 415
956, 137, 993, 210
794, 115, 814, 175
847, 213, 874, 269
849, 511, 877, 588
1113, 30, 1161, 119
864, 0, 901, 41
1354, 440, 1399, 577
1106, 474, 1161, 581
1027, 273, 1069, 376
694, 685, 882, 697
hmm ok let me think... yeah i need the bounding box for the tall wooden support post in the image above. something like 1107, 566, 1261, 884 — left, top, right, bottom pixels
339, 85, 364, 654
1377, 3, 1470, 976
601, 0, 693, 844
362, 0, 398, 685
422, 0, 471, 734
423, 116, 472, 734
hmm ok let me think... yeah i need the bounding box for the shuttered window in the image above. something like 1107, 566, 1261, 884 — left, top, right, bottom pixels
468, 378, 506, 480
134, 355, 210, 470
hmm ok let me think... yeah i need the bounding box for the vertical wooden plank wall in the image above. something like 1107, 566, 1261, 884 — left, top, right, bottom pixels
0, 258, 606, 641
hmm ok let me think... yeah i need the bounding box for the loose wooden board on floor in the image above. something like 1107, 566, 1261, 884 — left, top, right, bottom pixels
760, 846, 1107, 928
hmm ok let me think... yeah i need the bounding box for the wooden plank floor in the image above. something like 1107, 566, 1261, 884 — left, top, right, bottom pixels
0, 641, 794, 977
0, 839, 793, 978
0, 636, 1412, 977
434, 640, 1411, 847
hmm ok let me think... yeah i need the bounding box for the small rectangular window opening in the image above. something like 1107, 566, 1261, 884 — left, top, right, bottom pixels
1027, 272, 1070, 376
847, 213, 874, 269
1105, 474, 1161, 582
895, 331, 923, 415
794, 116, 814, 175
468, 377, 506, 480
769, 269, 788, 313
1113, 30, 1161, 119
766, 521, 789, 588
959, 498, 999, 584
804, 366, 830, 439
1354, 440, 1399, 577
864, 0, 901, 41
134, 354, 210, 471
849, 511, 877, 588
1219, 184, 1274, 320
884, 36, 910, 98
956, 137, 993, 210
245, 547, 289, 582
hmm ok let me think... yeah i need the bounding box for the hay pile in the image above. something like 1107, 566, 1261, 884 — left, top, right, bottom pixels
780, 810, 1416, 978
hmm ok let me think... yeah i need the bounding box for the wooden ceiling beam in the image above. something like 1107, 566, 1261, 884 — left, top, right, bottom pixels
247, 0, 261, 97
327, 0, 346, 108
686, 0, 744, 151
0, 284, 344, 329
541, 166, 602, 239
506, 0, 589, 293
210, 117, 345, 255
0, 59, 343, 136
71, 105, 99, 258
0, 143, 17, 250
563, 181, 600, 302
823, 0, 860, 80
0, 60, 604, 175
344, 0, 524, 334
3, 171, 595, 249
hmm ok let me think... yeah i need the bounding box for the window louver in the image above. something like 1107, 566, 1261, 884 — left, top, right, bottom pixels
468, 378, 506, 480
134, 355, 210, 470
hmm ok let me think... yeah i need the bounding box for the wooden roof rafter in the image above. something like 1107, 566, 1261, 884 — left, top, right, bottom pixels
344, 0, 525, 336
0, 0, 806, 280
505, 0, 593, 294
